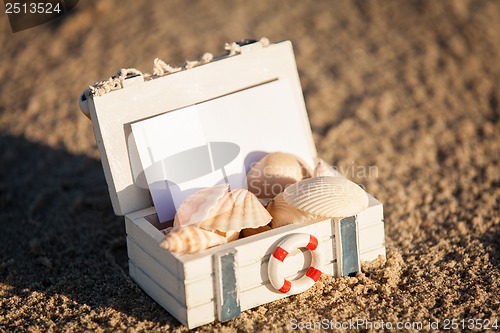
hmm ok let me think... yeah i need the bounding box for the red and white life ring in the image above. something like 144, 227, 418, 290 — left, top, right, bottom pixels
268, 233, 323, 294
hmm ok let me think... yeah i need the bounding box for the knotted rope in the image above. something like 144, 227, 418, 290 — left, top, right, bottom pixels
87, 37, 270, 97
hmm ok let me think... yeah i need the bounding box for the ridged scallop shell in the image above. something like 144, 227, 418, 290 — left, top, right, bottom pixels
199, 188, 272, 232
174, 186, 272, 232
314, 158, 343, 177
246, 152, 312, 198
283, 176, 369, 218
174, 183, 229, 227
159, 226, 227, 254
268, 193, 324, 228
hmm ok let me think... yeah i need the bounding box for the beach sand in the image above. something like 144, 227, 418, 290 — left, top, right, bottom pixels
0, 1, 498, 331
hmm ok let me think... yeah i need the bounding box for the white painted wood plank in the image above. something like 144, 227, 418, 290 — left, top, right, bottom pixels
358, 222, 385, 254
128, 261, 188, 326
125, 214, 164, 243
128, 238, 215, 308
360, 246, 386, 262
357, 194, 384, 229
127, 238, 189, 306
130, 261, 217, 329
125, 214, 184, 280
184, 303, 218, 330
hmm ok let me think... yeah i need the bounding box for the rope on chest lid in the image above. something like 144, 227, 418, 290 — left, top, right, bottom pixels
87, 37, 270, 98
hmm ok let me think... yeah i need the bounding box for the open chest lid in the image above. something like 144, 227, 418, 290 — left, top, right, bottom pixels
83, 40, 318, 219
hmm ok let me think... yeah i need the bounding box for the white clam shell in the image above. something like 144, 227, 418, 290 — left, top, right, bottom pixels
159, 226, 227, 254
174, 185, 272, 232
246, 152, 312, 198
268, 193, 323, 228
283, 176, 369, 218
314, 158, 343, 177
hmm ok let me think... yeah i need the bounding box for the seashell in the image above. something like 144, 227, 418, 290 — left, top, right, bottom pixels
241, 224, 272, 238
174, 183, 229, 228
159, 226, 227, 254
283, 176, 369, 218
314, 158, 343, 177
268, 193, 324, 228
246, 152, 312, 198
174, 185, 272, 232
173, 183, 239, 240
198, 188, 272, 232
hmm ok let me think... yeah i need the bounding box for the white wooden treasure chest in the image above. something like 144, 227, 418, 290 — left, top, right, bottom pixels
80, 40, 386, 329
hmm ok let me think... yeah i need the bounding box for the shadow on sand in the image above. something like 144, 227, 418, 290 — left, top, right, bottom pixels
0, 134, 182, 329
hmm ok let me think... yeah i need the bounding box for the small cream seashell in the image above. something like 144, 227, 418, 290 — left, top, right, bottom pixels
283, 176, 369, 218
241, 224, 272, 238
174, 185, 272, 232
314, 158, 343, 177
159, 226, 227, 254
268, 193, 324, 228
246, 152, 312, 198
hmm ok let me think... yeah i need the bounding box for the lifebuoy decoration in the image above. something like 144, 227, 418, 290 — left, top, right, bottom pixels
268, 233, 323, 294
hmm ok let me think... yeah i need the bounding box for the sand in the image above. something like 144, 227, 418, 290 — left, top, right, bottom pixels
0, 0, 499, 332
